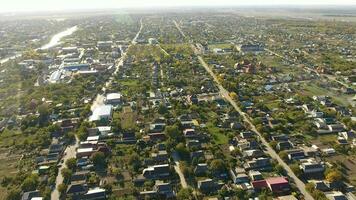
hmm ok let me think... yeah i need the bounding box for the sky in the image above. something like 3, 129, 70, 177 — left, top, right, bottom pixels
0, 0, 355, 12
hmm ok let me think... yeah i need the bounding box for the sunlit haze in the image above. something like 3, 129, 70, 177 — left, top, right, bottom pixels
0, 0, 356, 12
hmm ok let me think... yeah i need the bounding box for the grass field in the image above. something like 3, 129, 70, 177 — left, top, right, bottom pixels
302, 83, 353, 107
206, 122, 228, 145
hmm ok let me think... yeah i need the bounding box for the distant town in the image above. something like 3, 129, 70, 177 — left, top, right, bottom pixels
0, 6, 355, 200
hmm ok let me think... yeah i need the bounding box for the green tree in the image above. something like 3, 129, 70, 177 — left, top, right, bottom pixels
177, 188, 194, 200
61, 168, 73, 183
6, 188, 21, 200
58, 183, 67, 195
278, 151, 288, 161
66, 158, 77, 171
91, 152, 106, 167
21, 174, 39, 191
209, 159, 226, 174
325, 169, 342, 183
128, 153, 141, 172
290, 163, 302, 177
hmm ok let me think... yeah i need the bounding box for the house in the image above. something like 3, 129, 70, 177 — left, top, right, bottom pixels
339, 131, 355, 140
328, 124, 345, 132
154, 181, 175, 198
71, 170, 89, 183
142, 164, 170, 179
22, 190, 41, 200
325, 191, 348, 200
186, 140, 201, 149
66, 183, 88, 198
308, 180, 330, 192
245, 157, 271, 170
97, 126, 112, 136
276, 195, 298, 200
190, 150, 204, 160
277, 141, 293, 151
97, 41, 113, 52
83, 187, 106, 200
195, 163, 209, 175
197, 179, 222, 193
148, 132, 166, 142
230, 167, 249, 184
266, 177, 290, 193
62, 63, 90, 71
243, 149, 264, 158
240, 131, 254, 139
151, 150, 169, 164
89, 105, 113, 123
286, 150, 305, 161
183, 128, 196, 138
105, 93, 122, 105
49, 143, 64, 154
321, 148, 336, 156
271, 134, 289, 142
122, 131, 136, 142
76, 148, 95, 158
248, 170, 263, 181
300, 160, 325, 174
252, 177, 290, 194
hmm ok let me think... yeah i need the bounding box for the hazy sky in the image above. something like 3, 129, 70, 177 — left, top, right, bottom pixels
0, 0, 355, 12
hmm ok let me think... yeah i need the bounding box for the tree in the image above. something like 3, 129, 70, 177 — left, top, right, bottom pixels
210, 159, 226, 174
290, 163, 302, 177
229, 92, 238, 100
66, 158, 77, 171
165, 125, 182, 142
176, 143, 189, 160
177, 188, 194, 200
275, 164, 286, 175
91, 152, 106, 168
269, 141, 278, 150
6, 188, 21, 200
325, 169, 342, 183
21, 174, 39, 191
128, 153, 141, 172
58, 183, 67, 195
278, 151, 288, 161
61, 168, 73, 183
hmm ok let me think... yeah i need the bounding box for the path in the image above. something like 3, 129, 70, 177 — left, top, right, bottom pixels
172, 152, 188, 189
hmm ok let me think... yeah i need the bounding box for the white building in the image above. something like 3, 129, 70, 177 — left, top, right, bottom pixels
89, 105, 113, 122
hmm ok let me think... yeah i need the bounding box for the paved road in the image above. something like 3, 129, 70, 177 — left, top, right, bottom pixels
172, 152, 188, 189
196, 53, 314, 200
51, 19, 144, 200
171, 20, 314, 199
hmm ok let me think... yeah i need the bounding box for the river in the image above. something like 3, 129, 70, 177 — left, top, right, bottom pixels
40, 26, 78, 50
0, 25, 78, 65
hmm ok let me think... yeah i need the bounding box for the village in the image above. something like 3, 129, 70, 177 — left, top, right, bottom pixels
0, 8, 355, 200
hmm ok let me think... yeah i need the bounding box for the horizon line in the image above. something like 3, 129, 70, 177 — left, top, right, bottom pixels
1, 4, 356, 14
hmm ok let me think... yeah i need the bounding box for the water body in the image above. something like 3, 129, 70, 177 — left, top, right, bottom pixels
0, 26, 78, 65
40, 26, 78, 50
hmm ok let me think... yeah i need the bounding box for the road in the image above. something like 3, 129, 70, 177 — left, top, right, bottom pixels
51, 19, 143, 200
51, 137, 79, 200
90, 18, 144, 112
171, 20, 314, 199
195, 53, 314, 200
172, 152, 188, 189
173, 20, 186, 38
